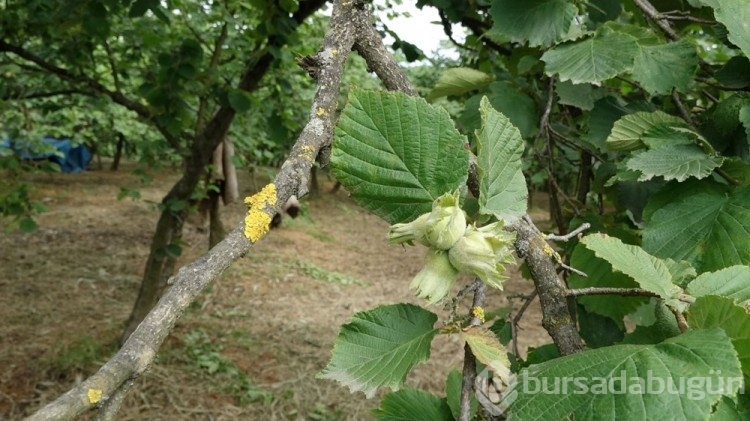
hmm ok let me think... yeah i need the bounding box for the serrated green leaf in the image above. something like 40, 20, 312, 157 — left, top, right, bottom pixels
569, 244, 647, 328
716, 56, 750, 89
664, 259, 698, 286
487, 82, 538, 139
372, 389, 453, 421
227, 89, 253, 113
476, 97, 528, 222
542, 27, 639, 84
555, 81, 603, 111
583, 97, 632, 151
721, 158, 750, 185
488, 0, 577, 48
318, 304, 438, 398
632, 39, 698, 95
687, 266, 750, 303
711, 0, 750, 58
711, 395, 750, 420
462, 328, 511, 372
427, 67, 493, 102
581, 233, 683, 309
643, 184, 750, 273
688, 296, 750, 342
330, 90, 469, 224
505, 329, 742, 420
601, 22, 660, 45
711, 94, 750, 137
640, 124, 697, 149
607, 111, 687, 151
687, 295, 750, 378
626, 144, 725, 182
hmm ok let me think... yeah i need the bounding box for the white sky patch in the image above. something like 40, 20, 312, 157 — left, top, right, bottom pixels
375, 2, 464, 60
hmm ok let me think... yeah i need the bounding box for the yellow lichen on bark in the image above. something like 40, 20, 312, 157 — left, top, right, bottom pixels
300, 145, 315, 162
243, 184, 277, 242
471, 306, 485, 323
87, 388, 103, 404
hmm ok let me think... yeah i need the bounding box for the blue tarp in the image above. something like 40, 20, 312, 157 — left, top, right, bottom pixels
1, 138, 91, 173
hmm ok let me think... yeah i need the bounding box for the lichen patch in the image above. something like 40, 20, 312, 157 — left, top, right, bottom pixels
243, 184, 278, 242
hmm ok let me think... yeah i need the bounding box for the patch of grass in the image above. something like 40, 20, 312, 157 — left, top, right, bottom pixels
293, 260, 368, 286
287, 402, 344, 421
282, 205, 336, 243
180, 328, 273, 405
212, 307, 250, 319
46, 336, 116, 376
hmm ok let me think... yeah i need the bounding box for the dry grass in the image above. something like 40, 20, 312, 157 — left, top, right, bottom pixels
0, 162, 551, 420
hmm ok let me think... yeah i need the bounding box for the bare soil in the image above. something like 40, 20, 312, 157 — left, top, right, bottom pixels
0, 163, 551, 420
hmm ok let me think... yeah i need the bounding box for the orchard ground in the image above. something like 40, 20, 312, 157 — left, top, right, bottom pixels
0, 162, 551, 420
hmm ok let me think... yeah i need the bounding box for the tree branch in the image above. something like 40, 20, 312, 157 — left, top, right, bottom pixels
460, 280, 486, 421
1, 89, 88, 101
0, 40, 183, 150
567, 287, 695, 304
509, 218, 584, 356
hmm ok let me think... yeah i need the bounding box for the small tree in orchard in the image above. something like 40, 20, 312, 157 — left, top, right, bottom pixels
25, 0, 750, 420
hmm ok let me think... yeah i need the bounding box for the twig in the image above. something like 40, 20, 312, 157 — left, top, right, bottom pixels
671, 89, 695, 127
566, 287, 695, 304
672, 308, 690, 332
632, 0, 678, 40
438, 9, 474, 52
658, 10, 716, 24
546, 223, 590, 241
510, 291, 537, 356
459, 280, 486, 421
102, 40, 121, 93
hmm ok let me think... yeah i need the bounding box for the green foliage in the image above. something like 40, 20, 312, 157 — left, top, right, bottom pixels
687, 266, 750, 302
542, 26, 640, 84
372, 389, 453, 421
318, 304, 439, 398
47, 336, 115, 375
568, 244, 646, 327
476, 96, 528, 221
180, 328, 273, 405
330, 90, 469, 224
427, 67, 493, 102
642, 183, 750, 273
294, 260, 368, 286
506, 329, 742, 420
488, 0, 578, 48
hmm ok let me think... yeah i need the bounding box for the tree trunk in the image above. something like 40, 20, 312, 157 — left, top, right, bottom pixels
120, 151, 213, 343
111, 133, 125, 171
208, 185, 225, 248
